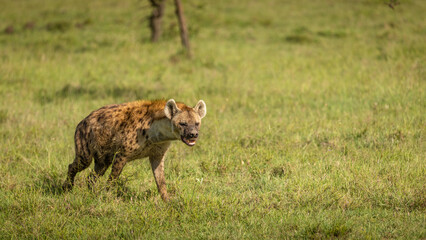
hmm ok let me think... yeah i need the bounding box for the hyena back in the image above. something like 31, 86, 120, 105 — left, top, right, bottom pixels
63, 99, 206, 201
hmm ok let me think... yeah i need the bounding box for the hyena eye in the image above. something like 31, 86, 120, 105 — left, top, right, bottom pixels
179, 122, 188, 126
195, 122, 200, 126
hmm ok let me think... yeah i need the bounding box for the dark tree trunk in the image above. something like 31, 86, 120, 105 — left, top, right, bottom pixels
149, 0, 166, 42
174, 0, 191, 56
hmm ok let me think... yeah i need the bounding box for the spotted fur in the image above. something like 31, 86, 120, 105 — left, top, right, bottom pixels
63, 99, 206, 201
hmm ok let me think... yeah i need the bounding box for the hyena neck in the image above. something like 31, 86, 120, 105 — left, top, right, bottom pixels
147, 117, 179, 143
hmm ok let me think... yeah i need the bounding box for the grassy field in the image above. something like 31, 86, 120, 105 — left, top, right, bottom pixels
0, 0, 425, 238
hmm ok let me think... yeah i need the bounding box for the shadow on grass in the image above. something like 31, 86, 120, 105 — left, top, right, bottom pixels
0, 110, 7, 124
34, 171, 159, 203
284, 26, 347, 44
81, 175, 159, 202
35, 83, 163, 105
112, 180, 157, 202
285, 34, 315, 44
316, 30, 346, 38
299, 220, 351, 239
35, 170, 65, 195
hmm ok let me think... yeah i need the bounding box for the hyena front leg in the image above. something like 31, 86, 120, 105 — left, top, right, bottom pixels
149, 153, 169, 201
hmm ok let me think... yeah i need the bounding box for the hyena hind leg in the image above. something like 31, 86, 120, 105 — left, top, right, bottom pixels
63, 156, 92, 191
87, 154, 113, 189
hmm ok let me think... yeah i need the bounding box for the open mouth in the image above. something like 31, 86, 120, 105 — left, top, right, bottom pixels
181, 136, 197, 146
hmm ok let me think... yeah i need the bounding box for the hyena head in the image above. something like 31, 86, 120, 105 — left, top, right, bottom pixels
164, 99, 207, 146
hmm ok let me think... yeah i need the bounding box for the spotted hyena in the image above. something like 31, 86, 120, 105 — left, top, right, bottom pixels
63, 99, 206, 201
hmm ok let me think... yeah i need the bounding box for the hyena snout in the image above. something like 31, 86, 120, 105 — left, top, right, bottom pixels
181, 128, 199, 146
186, 128, 198, 139
188, 132, 198, 138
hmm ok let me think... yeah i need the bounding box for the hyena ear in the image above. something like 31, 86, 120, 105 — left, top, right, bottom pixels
164, 99, 180, 119
194, 100, 207, 119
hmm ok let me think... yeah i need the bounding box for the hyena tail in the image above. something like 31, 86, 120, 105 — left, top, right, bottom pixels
63, 126, 93, 191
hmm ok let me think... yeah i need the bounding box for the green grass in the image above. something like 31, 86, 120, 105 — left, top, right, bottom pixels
0, 0, 425, 238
